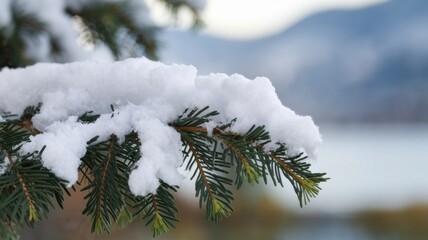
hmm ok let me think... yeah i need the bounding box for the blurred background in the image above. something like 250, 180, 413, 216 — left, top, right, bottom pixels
1, 0, 427, 239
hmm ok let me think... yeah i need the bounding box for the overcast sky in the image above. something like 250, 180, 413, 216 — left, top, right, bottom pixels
147, 0, 388, 39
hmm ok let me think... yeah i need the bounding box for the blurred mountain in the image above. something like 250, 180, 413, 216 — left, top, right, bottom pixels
160, 0, 428, 123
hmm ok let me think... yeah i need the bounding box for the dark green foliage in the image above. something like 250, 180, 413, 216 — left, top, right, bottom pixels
0, 0, 203, 69
78, 111, 101, 124
173, 107, 234, 222
0, 152, 68, 226
0, 3, 45, 68
66, 2, 159, 60
0, 106, 328, 237
267, 145, 328, 207
0, 121, 69, 238
0, 219, 20, 240
157, 0, 204, 28
182, 130, 234, 222
171, 107, 329, 208
0, 120, 31, 152
80, 135, 137, 233
216, 125, 270, 188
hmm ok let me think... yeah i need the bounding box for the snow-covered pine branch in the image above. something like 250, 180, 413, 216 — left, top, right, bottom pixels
0, 0, 205, 67
0, 58, 327, 236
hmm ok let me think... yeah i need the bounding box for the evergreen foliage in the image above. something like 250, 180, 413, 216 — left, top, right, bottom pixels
0, 0, 202, 69
0, 5, 46, 68
0, 105, 328, 238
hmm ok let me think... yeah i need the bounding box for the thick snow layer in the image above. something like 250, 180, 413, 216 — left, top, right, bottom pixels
0, 58, 321, 196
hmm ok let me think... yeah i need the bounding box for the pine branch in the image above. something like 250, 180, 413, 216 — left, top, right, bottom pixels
80, 134, 138, 233
0, 105, 328, 237
266, 145, 329, 207
0, 150, 67, 231
133, 182, 179, 236
1, 0, 205, 69
115, 206, 133, 229
0, 121, 31, 153
6, 152, 38, 222
215, 125, 271, 188
66, 2, 159, 60
157, 0, 204, 28
173, 108, 234, 222
0, 219, 20, 240
182, 134, 234, 222
171, 107, 329, 207
0, 3, 46, 69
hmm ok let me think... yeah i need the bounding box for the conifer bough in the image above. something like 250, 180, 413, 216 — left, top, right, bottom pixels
0, 58, 328, 237
0, 0, 204, 68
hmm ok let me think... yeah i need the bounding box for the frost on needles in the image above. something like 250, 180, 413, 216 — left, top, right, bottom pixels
0, 58, 328, 236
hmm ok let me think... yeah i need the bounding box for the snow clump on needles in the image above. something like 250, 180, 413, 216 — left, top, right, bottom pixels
0, 58, 321, 196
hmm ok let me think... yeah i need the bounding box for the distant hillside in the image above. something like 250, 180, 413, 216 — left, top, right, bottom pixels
160, 0, 428, 123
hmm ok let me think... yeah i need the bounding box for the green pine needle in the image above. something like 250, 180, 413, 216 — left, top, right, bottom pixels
209, 198, 232, 222
134, 182, 179, 237
115, 207, 133, 229
152, 213, 170, 237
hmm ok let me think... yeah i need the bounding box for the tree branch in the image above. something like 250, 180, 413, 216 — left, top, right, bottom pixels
6, 151, 37, 222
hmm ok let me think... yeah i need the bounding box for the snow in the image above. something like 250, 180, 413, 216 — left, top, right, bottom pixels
2, 0, 206, 64
2, 0, 154, 63
6, 0, 87, 62
0, 160, 8, 176
0, 58, 321, 196
0, 0, 12, 27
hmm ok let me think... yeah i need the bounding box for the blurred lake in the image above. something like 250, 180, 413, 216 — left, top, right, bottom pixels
269, 123, 428, 214
280, 217, 378, 240
271, 123, 428, 240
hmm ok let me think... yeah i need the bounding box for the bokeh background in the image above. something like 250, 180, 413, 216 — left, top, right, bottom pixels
2, 0, 427, 239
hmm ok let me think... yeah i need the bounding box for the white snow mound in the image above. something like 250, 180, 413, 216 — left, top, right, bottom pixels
0, 58, 321, 196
